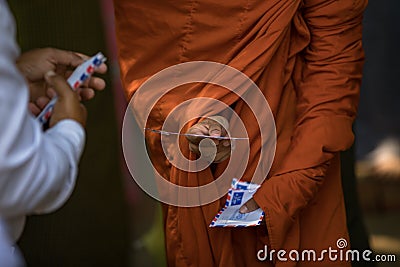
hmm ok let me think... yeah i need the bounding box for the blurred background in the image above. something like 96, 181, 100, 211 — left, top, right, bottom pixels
7, 0, 400, 266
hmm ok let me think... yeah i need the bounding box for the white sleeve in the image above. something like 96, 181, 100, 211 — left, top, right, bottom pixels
0, 219, 25, 267
0, 1, 85, 218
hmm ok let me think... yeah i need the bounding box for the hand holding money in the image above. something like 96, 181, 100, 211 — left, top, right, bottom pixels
185, 116, 231, 163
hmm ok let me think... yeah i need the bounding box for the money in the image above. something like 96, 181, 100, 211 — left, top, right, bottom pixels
37, 52, 106, 125
144, 128, 248, 140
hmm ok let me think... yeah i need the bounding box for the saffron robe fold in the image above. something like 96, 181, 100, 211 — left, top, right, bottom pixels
114, 0, 367, 266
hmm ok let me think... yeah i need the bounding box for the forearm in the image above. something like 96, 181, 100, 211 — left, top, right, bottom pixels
0, 117, 85, 217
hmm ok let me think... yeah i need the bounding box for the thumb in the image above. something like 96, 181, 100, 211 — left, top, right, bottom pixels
239, 198, 260, 214
44, 70, 74, 100
45, 70, 86, 128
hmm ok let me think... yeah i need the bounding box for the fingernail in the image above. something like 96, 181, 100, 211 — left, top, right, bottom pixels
45, 70, 56, 78
239, 205, 248, 214
223, 140, 230, 147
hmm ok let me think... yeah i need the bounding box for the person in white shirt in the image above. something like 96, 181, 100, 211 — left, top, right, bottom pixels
0, 1, 106, 266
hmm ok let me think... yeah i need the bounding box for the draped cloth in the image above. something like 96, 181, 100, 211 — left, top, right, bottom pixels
114, 0, 367, 266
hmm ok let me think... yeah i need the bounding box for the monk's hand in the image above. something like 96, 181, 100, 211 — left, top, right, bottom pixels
186, 116, 231, 163
16, 48, 107, 115
239, 198, 260, 214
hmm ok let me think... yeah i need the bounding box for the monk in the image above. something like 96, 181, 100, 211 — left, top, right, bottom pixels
114, 0, 368, 266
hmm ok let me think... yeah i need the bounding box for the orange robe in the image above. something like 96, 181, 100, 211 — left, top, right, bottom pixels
114, 0, 367, 266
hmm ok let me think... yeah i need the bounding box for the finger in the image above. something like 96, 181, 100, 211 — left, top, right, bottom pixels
186, 124, 209, 144
208, 120, 223, 137
55, 64, 68, 76
88, 77, 106, 91
74, 52, 89, 60
222, 140, 230, 147
45, 71, 75, 100
188, 123, 209, 135
28, 103, 41, 116
188, 143, 200, 155
79, 88, 95, 101
36, 96, 51, 109
47, 48, 84, 68
239, 198, 260, 214
95, 62, 107, 74
214, 152, 230, 163
198, 138, 218, 162
207, 116, 229, 135
64, 69, 73, 79
75, 88, 83, 101
74, 52, 107, 74
46, 88, 57, 98
197, 118, 222, 144
67, 74, 105, 93
214, 145, 231, 163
